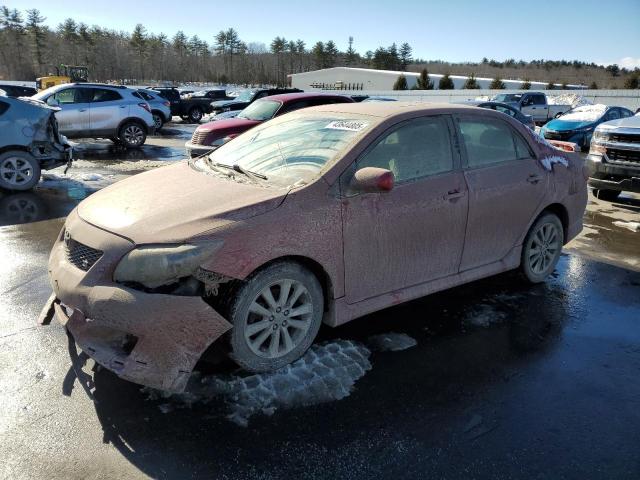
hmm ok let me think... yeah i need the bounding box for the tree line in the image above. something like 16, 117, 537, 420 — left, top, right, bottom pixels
1, 5, 638, 89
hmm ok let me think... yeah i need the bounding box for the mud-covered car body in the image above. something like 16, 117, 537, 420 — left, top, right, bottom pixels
0, 96, 71, 180
41, 103, 586, 392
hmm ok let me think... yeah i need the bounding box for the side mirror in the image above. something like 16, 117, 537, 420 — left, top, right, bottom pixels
350, 167, 395, 193
46, 97, 60, 107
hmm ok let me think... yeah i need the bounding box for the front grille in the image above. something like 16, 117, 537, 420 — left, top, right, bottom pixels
65, 237, 103, 271
544, 130, 573, 141
604, 133, 640, 144
191, 129, 210, 145
606, 148, 640, 165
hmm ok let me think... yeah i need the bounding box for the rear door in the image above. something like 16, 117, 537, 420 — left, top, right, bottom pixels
455, 114, 548, 271
89, 88, 125, 136
341, 115, 468, 303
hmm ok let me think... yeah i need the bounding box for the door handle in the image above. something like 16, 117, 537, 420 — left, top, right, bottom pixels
527, 174, 542, 184
79, 109, 87, 112
120, 105, 127, 108
444, 189, 466, 201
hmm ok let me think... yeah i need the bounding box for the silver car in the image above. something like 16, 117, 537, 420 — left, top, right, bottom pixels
134, 88, 172, 130
33, 83, 155, 148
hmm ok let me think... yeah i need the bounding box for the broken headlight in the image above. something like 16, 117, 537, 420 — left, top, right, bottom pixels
114, 241, 223, 289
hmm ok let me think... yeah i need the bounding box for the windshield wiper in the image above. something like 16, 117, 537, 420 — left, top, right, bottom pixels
214, 161, 268, 181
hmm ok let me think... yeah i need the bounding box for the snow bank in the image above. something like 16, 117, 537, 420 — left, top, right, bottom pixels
557, 104, 607, 122
548, 94, 592, 108
40, 172, 116, 189
143, 339, 372, 427
367, 332, 417, 352
613, 221, 640, 232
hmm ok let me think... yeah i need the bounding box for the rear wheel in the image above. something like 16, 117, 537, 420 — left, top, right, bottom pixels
520, 212, 564, 284
594, 189, 620, 201
188, 106, 203, 123
118, 121, 146, 148
152, 112, 164, 130
0, 151, 41, 191
228, 262, 324, 372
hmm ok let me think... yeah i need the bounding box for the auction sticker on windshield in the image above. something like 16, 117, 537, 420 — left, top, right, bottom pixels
325, 120, 368, 131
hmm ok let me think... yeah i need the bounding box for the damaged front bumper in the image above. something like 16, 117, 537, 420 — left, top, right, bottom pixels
40, 209, 231, 392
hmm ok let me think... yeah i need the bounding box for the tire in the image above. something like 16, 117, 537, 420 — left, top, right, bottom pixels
594, 189, 620, 201
0, 151, 41, 191
228, 261, 324, 372
188, 106, 203, 123
151, 112, 164, 131
118, 121, 147, 148
520, 212, 564, 284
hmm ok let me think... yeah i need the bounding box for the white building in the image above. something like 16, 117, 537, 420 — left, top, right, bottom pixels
288, 67, 583, 91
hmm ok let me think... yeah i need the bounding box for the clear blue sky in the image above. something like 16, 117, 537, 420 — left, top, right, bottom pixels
6, 0, 640, 67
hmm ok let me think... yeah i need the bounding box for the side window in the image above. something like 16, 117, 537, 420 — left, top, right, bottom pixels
279, 100, 310, 114
91, 89, 122, 102
513, 132, 535, 159
494, 105, 516, 117
620, 109, 632, 118
458, 117, 521, 167
357, 116, 454, 183
50, 88, 76, 104
533, 94, 547, 105
606, 109, 621, 121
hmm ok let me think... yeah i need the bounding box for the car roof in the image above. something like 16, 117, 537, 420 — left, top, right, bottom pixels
305, 101, 489, 118
265, 92, 353, 103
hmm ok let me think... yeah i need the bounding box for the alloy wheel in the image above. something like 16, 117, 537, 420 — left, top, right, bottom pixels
0, 157, 34, 187
243, 279, 313, 359
528, 222, 560, 275
123, 125, 144, 146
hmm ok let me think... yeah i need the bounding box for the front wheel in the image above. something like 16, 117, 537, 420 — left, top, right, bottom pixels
188, 106, 203, 123
228, 262, 324, 372
520, 212, 564, 284
118, 122, 147, 148
0, 151, 41, 191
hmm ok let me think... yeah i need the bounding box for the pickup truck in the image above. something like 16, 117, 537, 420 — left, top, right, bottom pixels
586, 113, 640, 200
491, 92, 572, 125
149, 87, 234, 123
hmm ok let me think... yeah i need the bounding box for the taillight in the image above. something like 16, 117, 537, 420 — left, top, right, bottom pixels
139, 102, 151, 113
163, 101, 170, 107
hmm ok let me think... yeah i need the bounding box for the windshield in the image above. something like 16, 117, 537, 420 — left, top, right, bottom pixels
206, 114, 372, 188
238, 100, 281, 121
492, 94, 522, 103
234, 90, 255, 102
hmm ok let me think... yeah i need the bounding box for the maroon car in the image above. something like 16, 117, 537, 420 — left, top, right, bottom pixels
185, 92, 354, 158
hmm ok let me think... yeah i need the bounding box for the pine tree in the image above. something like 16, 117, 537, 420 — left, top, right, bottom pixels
25, 9, 47, 70
623, 74, 639, 89
438, 74, 454, 90
520, 79, 531, 90
399, 42, 412, 71
415, 68, 433, 90
546, 81, 556, 90
346, 36, 357, 66
463, 74, 480, 89
589, 81, 598, 90
489, 77, 505, 89
311, 41, 325, 69
325, 40, 339, 67
393, 74, 408, 90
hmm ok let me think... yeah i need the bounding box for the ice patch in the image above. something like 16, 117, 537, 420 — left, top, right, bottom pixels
540, 155, 569, 171
367, 332, 417, 352
464, 304, 507, 328
613, 221, 640, 233
142, 339, 371, 427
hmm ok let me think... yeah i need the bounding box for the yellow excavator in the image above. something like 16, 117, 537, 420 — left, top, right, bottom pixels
36, 65, 89, 91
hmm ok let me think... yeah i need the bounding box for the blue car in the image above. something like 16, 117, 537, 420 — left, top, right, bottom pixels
540, 104, 634, 151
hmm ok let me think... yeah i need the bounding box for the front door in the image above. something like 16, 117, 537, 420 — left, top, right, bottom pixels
47, 87, 92, 136
341, 115, 468, 304
455, 115, 549, 271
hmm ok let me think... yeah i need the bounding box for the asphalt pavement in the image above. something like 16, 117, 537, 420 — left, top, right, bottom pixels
1, 122, 639, 480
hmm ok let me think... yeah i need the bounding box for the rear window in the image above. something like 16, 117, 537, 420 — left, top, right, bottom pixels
91, 89, 122, 102
238, 100, 282, 121
459, 117, 528, 167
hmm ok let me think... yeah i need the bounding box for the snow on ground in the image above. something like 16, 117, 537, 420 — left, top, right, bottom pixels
613, 221, 640, 232
367, 332, 417, 352
548, 94, 592, 108
40, 171, 117, 190
143, 339, 372, 427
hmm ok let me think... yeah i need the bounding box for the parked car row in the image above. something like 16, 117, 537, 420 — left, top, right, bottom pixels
491, 92, 572, 124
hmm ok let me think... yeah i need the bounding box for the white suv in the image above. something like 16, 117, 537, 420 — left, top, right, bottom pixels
33, 84, 155, 148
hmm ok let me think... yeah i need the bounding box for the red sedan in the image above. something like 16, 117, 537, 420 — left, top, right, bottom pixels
185, 92, 354, 158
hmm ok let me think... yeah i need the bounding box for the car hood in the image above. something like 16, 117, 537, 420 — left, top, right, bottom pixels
544, 119, 594, 131
597, 115, 640, 131
195, 117, 261, 134
77, 161, 287, 244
